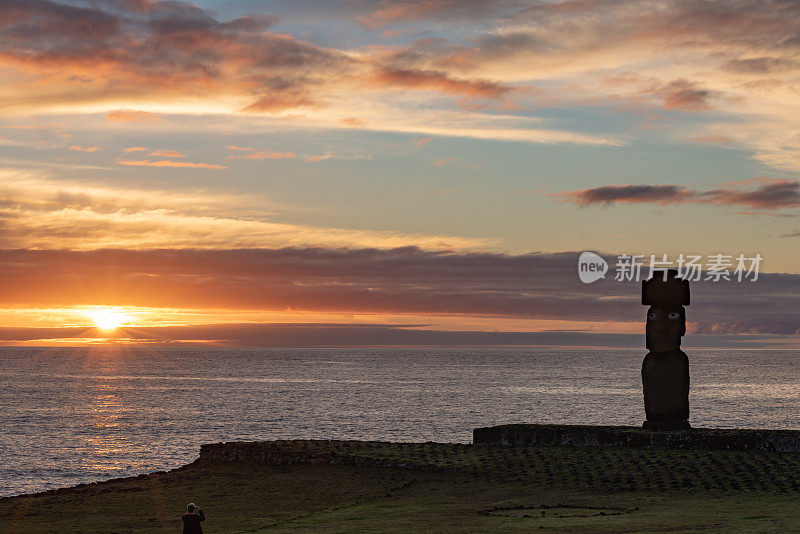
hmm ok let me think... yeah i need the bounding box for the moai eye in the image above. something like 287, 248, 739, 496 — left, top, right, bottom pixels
667, 312, 681, 320
647, 312, 657, 320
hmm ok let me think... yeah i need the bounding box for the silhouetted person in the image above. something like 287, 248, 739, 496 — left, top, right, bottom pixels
182, 503, 205, 534
641, 270, 691, 429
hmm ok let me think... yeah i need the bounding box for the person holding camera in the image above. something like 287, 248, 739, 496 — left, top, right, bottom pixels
182, 503, 205, 534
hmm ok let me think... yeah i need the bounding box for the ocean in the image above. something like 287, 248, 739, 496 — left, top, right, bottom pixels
1, 347, 798, 497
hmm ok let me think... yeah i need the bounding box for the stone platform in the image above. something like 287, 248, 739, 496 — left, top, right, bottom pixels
473, 424, 800, 453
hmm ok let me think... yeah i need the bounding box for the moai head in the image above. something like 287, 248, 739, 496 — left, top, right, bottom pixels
642, 269, 690, 353
646, 305, 685, 351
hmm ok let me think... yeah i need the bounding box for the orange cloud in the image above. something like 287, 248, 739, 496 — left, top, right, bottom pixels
118, 159, 227, 169
412, 136, 432, 146
106, 110, 163, 123
226, 145, 253, 151
69, 145, 100, 152
240, 93, 320, 113
3, 123, 63, 130
304, 152, 333, 162
149, 149, 185, 158
432, 157, 456, 166
123, 147, 147, 152
341, 117, 366, 126
357, 0, 497, 29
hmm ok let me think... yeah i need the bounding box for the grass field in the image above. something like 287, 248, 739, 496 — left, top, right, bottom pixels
2, 440, 800, 532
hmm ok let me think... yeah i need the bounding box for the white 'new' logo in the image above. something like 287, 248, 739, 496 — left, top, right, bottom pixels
578, 251, 608, 283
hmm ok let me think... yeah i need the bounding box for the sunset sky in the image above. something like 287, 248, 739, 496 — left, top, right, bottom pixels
1, 0, 798, 347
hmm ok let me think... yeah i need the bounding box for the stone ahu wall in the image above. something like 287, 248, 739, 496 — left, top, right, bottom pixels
473, 424, 800, 453
199, 441, 439, 471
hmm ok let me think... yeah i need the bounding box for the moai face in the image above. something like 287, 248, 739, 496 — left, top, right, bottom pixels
645, 305, 685, 352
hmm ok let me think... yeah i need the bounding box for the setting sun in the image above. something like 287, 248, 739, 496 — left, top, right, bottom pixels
85, 308, 133, 330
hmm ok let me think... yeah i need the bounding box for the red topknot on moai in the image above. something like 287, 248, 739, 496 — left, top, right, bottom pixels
641, 269, 691, 430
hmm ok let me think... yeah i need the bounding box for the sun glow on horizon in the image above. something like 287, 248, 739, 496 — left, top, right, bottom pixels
84, 308, 134, 330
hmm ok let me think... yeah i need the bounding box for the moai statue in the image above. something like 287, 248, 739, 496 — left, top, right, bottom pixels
641, 269, 691, 430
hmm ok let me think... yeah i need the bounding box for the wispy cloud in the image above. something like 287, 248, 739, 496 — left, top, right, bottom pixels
228, 150, 296, 160
412, 136, 432, 146
304, 152, 334, 162
356, 0, 800, 169
303, 151, 371, 162
69, 145, 100, 152
118, 159, 227, 169
0, 169, 493, 251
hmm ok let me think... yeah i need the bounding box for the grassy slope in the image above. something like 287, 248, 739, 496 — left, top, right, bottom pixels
2, 441, 800, 533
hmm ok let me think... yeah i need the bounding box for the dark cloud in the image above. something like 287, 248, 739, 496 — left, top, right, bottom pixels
0, 0, 346, 112
474, 31, 553, 57
725, 56, 796, 73
417, 0, 800, 69
0, 0, 121, 39
700, 179, 800, 209
483, 0, 800, 52
556, 185, 692, 205
370, 66, 511, 99
0, 0, 517, 111
0, 247, 797, 336
556, 179, 800, 209
661, 79, 711, 111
